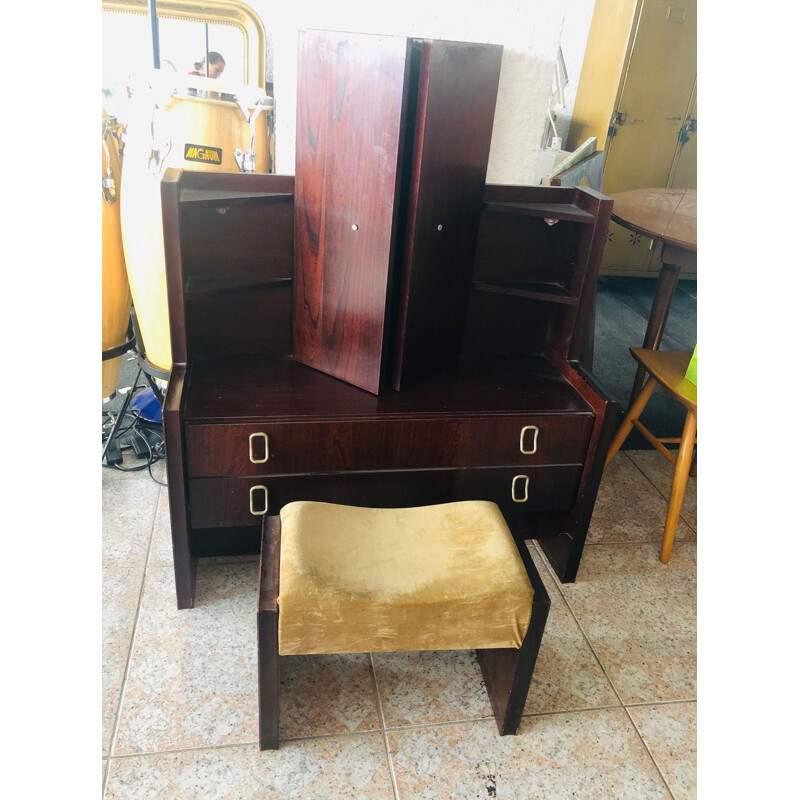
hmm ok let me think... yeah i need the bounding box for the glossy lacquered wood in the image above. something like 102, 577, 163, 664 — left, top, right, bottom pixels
161, 169, 295, 366
476, 533, 551, 735
392, 39, 502, 390
293, 30, 413, 394
534, 352, 620, 583
465, 185, 613, 365
187, 465, 582, 528
257, 515, 280, 749
293, 30, 503, 395
162, 364, 196, 609
158, 38, 618, 607
185, 412, 592, 477
182, 353, 592, 421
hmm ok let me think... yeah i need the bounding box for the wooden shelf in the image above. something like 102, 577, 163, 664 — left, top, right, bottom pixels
178, 189, 293, 206
472, 280, 578, 306
483, 201, 596, 224
185, 276, 292, 299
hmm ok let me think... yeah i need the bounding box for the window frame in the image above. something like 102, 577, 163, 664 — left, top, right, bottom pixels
102, 0, 268, 89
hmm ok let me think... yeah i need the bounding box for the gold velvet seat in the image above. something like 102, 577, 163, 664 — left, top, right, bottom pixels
258, 500, 551, 750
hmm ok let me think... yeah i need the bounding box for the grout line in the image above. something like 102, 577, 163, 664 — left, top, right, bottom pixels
528, 540, 567, 600
621, 704, 676, 800
625, 697, 698, 709
104, 698, 696, 763
541, 557, 627, 710
108, 729, 385, 761
626, 450, 697, 535
541, 495, 692, 800
104, 475, 163, 778
370, 653, 401, 800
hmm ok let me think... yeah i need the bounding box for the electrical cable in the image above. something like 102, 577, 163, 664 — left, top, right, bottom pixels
102, 405, 166, 484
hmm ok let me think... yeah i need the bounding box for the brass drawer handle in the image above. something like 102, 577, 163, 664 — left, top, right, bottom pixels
512, 474, 529, 503
519, 425, 539, 455
249, 485, 269, 516
248, 432, 269, 463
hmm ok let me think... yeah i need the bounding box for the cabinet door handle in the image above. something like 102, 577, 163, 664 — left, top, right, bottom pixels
519, 425, 539, 454
248, 432, 269, 463
511, 474, 529, 503
249, 485, 269, 516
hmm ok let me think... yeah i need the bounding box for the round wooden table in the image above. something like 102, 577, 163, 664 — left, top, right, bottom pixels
609, 188, 696, 405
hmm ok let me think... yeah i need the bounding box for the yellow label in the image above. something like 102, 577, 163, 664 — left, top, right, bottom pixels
184, 144, 223, 164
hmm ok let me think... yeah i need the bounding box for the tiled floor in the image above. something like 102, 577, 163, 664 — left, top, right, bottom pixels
102, 450, 696, 799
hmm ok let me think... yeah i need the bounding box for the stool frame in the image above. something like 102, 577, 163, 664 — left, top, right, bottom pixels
257, 513, 550, 750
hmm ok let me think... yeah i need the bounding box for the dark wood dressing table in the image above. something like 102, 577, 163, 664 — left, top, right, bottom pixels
160, 32, 619, 610
161, 170, 618, 609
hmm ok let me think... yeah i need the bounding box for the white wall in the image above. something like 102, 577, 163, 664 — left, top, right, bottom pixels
249, 0, 595, 184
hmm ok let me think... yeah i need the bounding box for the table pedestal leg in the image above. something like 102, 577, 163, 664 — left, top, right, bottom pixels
629, 262, 681, 407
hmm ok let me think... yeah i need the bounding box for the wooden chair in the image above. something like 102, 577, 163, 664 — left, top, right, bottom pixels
604, 348, 697, 563
258, 500, 551, 749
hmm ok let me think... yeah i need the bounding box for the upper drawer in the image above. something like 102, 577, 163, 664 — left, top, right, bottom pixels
185, 414, 593, 477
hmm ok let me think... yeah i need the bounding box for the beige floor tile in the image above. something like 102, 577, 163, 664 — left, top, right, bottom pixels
589, 454, 694, 545
372, 546, 622, 730
388, 709, 670, 799
146, 487, 174, 568
104, 735, 395, 799
372, 649, 493, 728
524, 548, 620, 715
103, 568, 145, 758
114, 563, 260, 755
562, 542, 696, 705
628, 702, 697, 800
102, 458, 163, 570
627, 449, 697, 532
279, 653, 383, 739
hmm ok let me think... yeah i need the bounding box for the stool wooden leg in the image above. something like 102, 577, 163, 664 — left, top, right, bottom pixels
477, 596, 549, 735
605, 378, 658, 468
257, 611, 279, 750
477, 542, 551, 735
258, 516, 281, 750
660, 410, 697, 564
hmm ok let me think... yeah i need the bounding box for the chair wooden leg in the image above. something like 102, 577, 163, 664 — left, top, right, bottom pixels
258, 516, 281, 750
660, 410, 697, 563
605, 378, 658, 468
629, 262, 681, 406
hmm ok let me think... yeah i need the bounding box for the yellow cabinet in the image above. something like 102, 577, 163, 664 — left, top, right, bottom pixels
568, 0, 697, 277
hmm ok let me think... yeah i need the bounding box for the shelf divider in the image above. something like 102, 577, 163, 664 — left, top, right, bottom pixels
472, 280, 579, 306
483, 201, 595, 224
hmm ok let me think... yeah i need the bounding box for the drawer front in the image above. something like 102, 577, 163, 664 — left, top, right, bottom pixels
188, 465, 582, 528
185, 415, 592, 477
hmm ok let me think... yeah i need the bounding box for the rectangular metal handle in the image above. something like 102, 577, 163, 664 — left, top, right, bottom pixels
248, 432, 269, 463
519, 425, 539, 454
249, 485, 269, 516
512, 474, 529, 503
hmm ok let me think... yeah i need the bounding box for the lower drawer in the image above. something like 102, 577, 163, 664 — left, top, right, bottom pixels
187, 465, 582, 528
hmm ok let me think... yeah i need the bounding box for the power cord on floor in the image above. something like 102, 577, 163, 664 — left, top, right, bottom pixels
102, 403, 168, 486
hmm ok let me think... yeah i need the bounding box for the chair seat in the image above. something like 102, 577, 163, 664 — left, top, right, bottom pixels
277, 500, 535, 656
629, 348, 697, 413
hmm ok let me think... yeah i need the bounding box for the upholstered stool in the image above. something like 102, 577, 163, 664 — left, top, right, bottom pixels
257, 500, 550, 750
